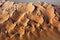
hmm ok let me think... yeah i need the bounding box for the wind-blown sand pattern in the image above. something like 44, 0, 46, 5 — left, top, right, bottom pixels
0, 1, 60, 40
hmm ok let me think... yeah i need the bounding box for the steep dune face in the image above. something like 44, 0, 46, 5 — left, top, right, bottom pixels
0, 1, 60, 40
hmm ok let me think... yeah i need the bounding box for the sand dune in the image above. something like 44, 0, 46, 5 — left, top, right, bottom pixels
0, 1, 60, 40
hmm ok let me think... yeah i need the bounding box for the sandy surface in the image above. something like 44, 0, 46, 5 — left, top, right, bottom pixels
0, 1, 60, 40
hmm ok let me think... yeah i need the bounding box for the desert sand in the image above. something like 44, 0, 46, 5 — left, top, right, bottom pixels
0, 0, 60, 40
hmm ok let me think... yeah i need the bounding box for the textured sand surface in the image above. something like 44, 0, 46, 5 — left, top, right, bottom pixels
0, 1, 60, 40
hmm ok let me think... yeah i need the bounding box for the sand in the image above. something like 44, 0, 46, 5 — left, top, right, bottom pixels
0, 1, 60, 40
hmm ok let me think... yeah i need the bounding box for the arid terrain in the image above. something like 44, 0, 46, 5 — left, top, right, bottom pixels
0, 0, 60, 40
